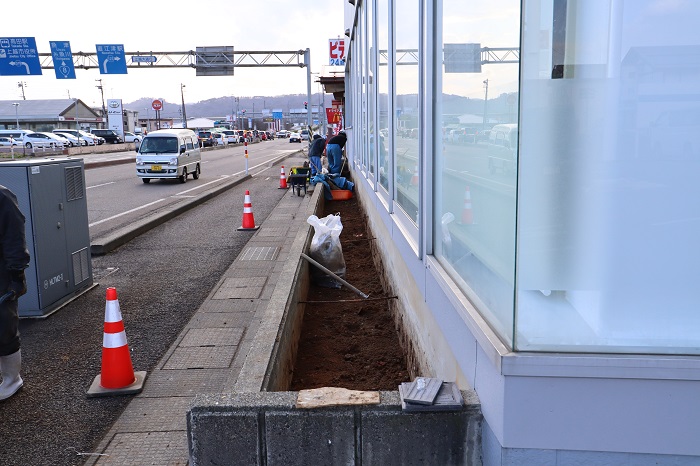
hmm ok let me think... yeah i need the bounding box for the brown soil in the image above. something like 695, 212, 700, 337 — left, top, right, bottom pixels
290, 193, 410, 391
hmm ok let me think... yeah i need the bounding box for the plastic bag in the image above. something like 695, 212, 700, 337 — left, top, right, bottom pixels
307, 213, 346, 288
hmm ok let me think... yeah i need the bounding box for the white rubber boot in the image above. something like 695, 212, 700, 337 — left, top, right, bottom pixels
0, 350, 23, 401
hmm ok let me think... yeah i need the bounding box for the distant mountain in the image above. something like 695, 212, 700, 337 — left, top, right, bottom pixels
124, 94, 328, 119
123, 92, 518, 122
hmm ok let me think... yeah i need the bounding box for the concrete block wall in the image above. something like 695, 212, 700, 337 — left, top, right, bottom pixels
187, 391, 483, 466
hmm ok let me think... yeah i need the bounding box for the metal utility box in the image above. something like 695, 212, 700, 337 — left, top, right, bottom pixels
0, 158, 94, 318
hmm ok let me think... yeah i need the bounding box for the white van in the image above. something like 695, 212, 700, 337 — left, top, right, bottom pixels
135, 129, 201, 184
487, 124, 518, 173
0, 129, 34, 145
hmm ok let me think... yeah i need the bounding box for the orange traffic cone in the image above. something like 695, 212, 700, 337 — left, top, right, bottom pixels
87, 287, 146, 397
237, 190, 260, 231
459, 185, 474, 225
410, 164, 419, 186
279, 166, 288, 189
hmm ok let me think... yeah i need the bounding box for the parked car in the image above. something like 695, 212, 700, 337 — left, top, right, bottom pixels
198, 131, 215, 147
22, 132, 60, 149
289, 132, 302, 143
88, 132, 106, 145
220, 130, 238, 144
212, 132, 227, 146
53, 129, 98, 146
91, 129, 123, 144
123, 132, 143, 144
50, 132, 81, 147
54, 131, 91, 146
0, 136, 17, 147
39, 132, 70, 148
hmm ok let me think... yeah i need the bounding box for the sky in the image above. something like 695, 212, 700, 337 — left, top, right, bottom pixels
0, 0, 345, 107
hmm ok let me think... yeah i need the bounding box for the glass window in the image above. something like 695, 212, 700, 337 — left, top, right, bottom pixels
367, 0, 377, 178
517, 0, 700, 354
377, 0, 390, 191
394, 0, 420, 222
434, 0, 521, 345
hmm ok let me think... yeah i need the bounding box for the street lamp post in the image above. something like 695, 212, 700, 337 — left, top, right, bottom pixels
482, 79, 489, 131
180, 84, 188, 129
144, 108, 151, 133
11, 103, 19, 129
96, 79, 107, 128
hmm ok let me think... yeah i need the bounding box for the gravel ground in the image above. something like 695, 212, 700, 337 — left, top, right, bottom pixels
0, 173, 288, 466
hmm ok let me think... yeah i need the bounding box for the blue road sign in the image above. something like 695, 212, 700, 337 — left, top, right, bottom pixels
272, 111, 283, 120
132, 56, 156, 63
0, 37, 42, 76
96, 44, 127, 74
50, 41, 76, 79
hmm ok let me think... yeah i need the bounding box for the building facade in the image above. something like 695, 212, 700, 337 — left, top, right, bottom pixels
343, 0, 700, 463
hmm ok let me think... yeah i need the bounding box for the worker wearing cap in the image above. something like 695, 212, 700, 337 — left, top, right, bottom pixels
0, 184, 30, 401
325, 130, 347, 176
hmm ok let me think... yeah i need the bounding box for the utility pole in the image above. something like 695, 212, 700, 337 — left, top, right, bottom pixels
12, 103, 20, 129
17, 82, 27, 100
95, 79, 107, 128
482, 79, 489, 131
180, 84, 188, 129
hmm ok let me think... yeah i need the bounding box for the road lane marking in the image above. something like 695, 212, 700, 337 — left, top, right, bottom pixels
89, 198, 166, 227
87, 182, 116, 189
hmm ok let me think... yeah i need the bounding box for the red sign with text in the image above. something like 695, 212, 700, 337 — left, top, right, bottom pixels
329, 39, 346, 66
326, 107, 342, 124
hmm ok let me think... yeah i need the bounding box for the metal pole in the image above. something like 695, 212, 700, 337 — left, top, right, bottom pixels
12, 102, 19, 129
244, 139, 249, 175
96, 79, 106, 128
300, 253, 369, 299
180, 84, 188, 129
482, 79, 489, 130
305, 49, 312, 130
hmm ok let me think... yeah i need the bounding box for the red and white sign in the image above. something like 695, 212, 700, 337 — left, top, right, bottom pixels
326, 108, 342, 124
151, 99, 163, 111
329, 39, 346, 66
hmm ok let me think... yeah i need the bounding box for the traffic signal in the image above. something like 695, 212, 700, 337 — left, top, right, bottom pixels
304, 101, 308, 109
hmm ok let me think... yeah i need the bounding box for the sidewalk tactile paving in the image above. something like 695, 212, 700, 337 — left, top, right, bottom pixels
257, 227, 289, 237
163, 345, 239, 369
199, 299, 262, 313
139, 369, 229, 397
112, 397, 193, 432
213, 277, 267, 299
179, 328, 244, 347
188, 311, 255, 328
240, 246, 280, 260
96, 431, 187, 465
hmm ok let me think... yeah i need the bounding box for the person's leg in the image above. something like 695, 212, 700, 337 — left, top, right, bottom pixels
0, 300, 22, 400
309, 156, 321, 176
327, 144, 341, 174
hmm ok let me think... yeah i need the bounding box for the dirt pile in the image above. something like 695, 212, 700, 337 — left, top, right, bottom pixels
290, 194, 410, 391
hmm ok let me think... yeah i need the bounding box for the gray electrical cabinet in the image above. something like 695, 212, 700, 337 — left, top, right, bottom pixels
0, 158, 94, 318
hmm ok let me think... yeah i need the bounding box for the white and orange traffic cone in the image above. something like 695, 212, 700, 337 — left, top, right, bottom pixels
87, 287, 146, 397
237, 190, 260, 231
279, 166, 288, 189
459, 185, 474, 225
